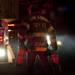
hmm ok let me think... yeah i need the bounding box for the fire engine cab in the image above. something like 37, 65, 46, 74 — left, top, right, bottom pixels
17, 16, 59, 65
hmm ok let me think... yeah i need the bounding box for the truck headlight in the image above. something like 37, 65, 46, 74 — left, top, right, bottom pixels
57, 40, 62, 46
46, 35, 51, 45
0, 48, 6, 58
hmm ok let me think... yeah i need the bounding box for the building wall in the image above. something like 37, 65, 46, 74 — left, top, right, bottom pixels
0, 0, 19, 19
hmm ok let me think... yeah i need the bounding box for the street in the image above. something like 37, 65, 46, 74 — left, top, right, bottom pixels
0, 62, 75, 75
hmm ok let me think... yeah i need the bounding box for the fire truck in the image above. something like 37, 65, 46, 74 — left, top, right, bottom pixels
17, 16, 61, 74
17, 16, 59, 63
